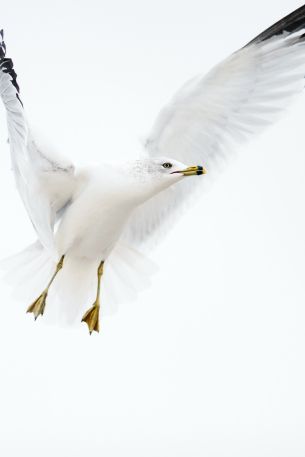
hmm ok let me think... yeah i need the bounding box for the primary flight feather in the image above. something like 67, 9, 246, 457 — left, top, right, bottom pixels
1, 5, 305, 333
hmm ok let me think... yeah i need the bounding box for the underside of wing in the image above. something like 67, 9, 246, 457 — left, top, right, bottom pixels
0, 31, 75, 254
123, 5, 305, 249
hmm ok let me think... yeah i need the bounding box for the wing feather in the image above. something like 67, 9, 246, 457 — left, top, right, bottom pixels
0, 32, 75, 254
123, 5, 305, 248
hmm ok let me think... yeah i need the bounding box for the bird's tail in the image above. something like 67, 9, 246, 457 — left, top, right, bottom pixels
0, 241, 157, 327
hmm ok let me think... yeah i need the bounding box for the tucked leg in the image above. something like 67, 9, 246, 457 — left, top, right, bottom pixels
81, 260, 104, 334
27, 255, 65, 320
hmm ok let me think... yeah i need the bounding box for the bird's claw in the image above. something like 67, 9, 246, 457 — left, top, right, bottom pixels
81, 303, 100, 334
27, 291, 48, 320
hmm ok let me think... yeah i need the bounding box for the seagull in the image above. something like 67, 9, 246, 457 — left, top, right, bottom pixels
1, 5, 305, 334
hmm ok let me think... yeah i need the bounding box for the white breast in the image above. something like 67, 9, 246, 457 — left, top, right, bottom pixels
55, 165, 137, 261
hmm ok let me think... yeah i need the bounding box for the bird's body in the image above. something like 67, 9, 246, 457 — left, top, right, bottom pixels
2, 5, 305, 332
55, 165, 133, 261
55, 161, 185, 261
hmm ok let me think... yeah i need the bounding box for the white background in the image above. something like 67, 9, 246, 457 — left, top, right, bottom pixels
0, 0, 305, 456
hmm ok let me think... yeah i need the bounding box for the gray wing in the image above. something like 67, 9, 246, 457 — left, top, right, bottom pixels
0, 31, 75, 254
123, 5, 305, 249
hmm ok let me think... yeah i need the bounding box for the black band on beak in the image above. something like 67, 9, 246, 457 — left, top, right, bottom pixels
171, 165, 207, 176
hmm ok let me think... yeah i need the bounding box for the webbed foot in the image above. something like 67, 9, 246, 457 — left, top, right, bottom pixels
27, 291, 48, 320
81, 303, 100, 334
26, 256, 65, 321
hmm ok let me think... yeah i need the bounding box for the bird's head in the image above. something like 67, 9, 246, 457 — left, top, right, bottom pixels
126, 157, 207, 203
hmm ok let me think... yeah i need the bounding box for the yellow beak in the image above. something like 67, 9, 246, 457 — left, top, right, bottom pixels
171, 165, 207, 176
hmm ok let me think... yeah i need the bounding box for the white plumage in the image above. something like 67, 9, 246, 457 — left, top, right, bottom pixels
126, 28, 305, 247
1, 5, 305, 331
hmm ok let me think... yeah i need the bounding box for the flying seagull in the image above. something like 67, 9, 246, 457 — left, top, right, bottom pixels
1, 5, 305, 334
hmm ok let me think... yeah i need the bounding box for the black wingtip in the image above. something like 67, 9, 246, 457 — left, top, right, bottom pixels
0, 30, 23, 106
0, 29, 5, 59
245, 4, 305, 47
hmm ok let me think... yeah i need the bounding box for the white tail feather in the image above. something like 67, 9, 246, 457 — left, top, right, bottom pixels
0, 242, 158, 327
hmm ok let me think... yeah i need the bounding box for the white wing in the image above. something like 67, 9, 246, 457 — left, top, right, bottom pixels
124, 5, 305, 248
0, 31, 76, 255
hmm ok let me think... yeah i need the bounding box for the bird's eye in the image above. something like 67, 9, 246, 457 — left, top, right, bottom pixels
162, 162, 172, 169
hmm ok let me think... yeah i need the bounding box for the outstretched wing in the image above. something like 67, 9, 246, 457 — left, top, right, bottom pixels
123, 4, 305, 248
0, 31, 75, 254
